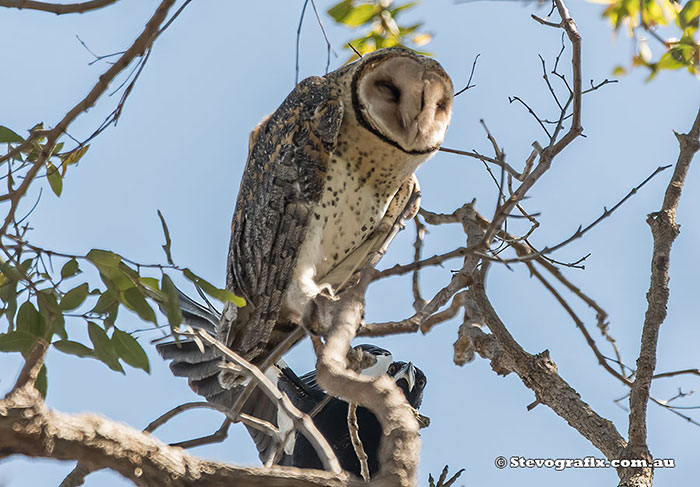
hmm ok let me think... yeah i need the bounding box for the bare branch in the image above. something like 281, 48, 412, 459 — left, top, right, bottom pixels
11, 339, 48, 392
0, 0, 117, 15
170, 419, 231, 449
373, 246, 468, 280
0, 388, 356, 487
504, 164, 672, 263
469, 281, 627, 461
453, 53, 480, 96
626, 106, 700, 464
439, 146, 524, 180
421, 290, 467, 334
347, 402, 370, 481
411, 217, 427, 311
653, 368, 700, 380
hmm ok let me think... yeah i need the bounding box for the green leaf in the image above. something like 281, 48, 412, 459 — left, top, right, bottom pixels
183, 268, 246, 307
60, 258, 81, 279
61, 144, 89, 166
0, 331, 36, 353
111, 329, 150, 373
46, 161, 63, 197
157, 210, 174, 265
87, 249, 135, 291
140, 277, 160, 291
0, 259, 23, 282
338, 4, 378, 26
161, 274, 183, 327
612, 65, 627, 76
1, 282, 18, 330
35, 364, 47, 399
91, 289, 118, 314
122, 287, 156, 323
328, 0, 354, 21
88, 321, 123, 373
391, 2, 418, 17
86, 249, 121, 269
678, 0, 700, 29
60, 283, 89, 311
0, 126, 24, 143
657, 48, 688, 71
17, 301, 46, 337
53, 340, 94, 358
37, 289, 66, 340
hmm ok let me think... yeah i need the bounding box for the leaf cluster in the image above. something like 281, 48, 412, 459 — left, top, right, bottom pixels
328, 0, 432, 62
598, 0, 700, 78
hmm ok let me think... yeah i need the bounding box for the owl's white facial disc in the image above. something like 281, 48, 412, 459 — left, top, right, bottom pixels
356, 55, 453, 154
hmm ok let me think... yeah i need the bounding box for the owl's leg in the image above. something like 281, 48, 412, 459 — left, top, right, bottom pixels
299, 290, 339, 337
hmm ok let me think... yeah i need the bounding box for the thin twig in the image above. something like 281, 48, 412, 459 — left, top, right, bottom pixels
454, 54, 480, 96
347, 402, 370, 481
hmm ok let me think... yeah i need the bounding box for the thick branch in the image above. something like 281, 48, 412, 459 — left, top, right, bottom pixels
622, 106, 700, 486
314, 281, 420, 487
0, 386, 354, 487
470, 281, 627, 461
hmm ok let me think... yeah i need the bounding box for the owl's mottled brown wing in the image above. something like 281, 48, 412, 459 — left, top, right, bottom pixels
225, 76, 343, 363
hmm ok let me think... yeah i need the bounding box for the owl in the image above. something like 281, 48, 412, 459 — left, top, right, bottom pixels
160, 47, 452, 405
223, 47, 453, 366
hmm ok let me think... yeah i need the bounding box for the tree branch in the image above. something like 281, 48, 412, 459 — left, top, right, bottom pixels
0, 0, 117, 15
314, 276, 420, 487
0, 386, 356, 487
622, 105, 700, 486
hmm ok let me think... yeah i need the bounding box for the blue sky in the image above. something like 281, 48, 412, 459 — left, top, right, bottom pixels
1, 1, 699, 485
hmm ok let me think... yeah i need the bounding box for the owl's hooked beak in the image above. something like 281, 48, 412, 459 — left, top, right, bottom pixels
402, 118, 420, 147
399, 81, 430, 148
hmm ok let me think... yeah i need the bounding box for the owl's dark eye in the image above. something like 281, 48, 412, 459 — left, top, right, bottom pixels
376, 80, 401, 103
436, 98, 449, 113
387, 363, 397, 375
417, 377, 426, 389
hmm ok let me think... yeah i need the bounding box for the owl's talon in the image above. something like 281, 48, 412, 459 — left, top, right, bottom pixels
317, 283, 338, 301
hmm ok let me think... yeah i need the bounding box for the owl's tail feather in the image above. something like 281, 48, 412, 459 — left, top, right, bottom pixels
156, 287, 286, 463
156, 288, 236, 405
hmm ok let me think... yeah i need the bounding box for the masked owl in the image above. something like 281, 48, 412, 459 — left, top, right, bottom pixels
224, 47, 452, 364
160, 47, 452, 396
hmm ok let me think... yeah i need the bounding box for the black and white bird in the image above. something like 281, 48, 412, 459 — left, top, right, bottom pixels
157, 291, 427, 477
277, 356, 426, 475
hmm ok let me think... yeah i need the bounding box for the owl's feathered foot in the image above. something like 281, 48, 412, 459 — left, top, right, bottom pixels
300, 285, 340, 337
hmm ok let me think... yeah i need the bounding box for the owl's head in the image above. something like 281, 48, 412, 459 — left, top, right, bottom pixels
351, 48, 453, 154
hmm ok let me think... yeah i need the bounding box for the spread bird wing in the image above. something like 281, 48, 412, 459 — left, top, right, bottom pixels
225, 75, 344, 363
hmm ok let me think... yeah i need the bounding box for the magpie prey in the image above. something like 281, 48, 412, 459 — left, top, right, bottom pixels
277, 357, 426, 475
157, 290, 427, 477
